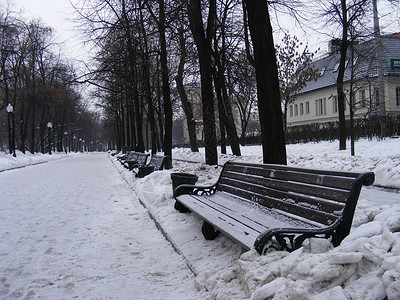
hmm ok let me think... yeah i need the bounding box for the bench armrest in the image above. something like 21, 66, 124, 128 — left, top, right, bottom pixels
173, 184, 217, 198
255, 219, 342, 254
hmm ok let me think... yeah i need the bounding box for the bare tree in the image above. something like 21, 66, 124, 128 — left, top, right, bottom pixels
276, 33, 320, 131
175, 25, 199, 152
187, 0, 218, 165
243, 0, 287, 164
227, 50, 257, 145
318, 0, 370, 150
0, 8, 96, 155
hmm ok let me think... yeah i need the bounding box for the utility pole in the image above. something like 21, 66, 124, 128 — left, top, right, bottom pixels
373, 0, 386, 138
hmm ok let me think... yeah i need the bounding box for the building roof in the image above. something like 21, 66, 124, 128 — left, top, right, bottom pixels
297, 34, 400, 95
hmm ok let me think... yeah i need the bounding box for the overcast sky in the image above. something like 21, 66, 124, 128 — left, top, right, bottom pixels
6, 0, 400, 62
9, 0, 86, 61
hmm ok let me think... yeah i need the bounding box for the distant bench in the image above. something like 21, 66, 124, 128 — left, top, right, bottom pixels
174, 161, 374, 254
123, 152, 149, 171
136, 155, 167, 178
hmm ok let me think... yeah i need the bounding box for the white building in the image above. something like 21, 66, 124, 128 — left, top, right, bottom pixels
287, 34, 400, 127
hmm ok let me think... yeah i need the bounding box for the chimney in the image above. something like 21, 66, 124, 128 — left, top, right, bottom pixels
329, 39, 342, 53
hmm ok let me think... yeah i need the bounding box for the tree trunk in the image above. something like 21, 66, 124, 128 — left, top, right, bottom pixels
30, 105, 35, 153
212, 50, 241, 156
176, 29, 198, 152
337, 0, 348, 150
140, 12, 158, 155
134, 83, 145, 152
188, 0, 218, 165
244, 0, 286, 164
159, 0, 173, 168
143, 59, 158, 154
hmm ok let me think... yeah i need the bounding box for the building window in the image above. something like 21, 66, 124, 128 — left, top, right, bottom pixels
332, 96, 338, 113
359, 90, 366, 108
300, 103, 304, 115
289, 106, 293, 117
375, 88, 380, 107
396, 87, 400, 106
316, 99, 326, 116
294, 104, 298, 116
305, 102, 310, 114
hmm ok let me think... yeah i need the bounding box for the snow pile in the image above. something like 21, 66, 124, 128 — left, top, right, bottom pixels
0, 150, 80, 172
239, 206, 400, 299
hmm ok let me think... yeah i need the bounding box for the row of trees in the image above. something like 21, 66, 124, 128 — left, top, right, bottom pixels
4, 1, 392, 164
0, 8, 103, 156
75, 0, 290, 166
80, 0, 396, 165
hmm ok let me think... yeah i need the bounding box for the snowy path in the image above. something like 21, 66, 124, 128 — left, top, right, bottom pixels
0, 153, 205, 299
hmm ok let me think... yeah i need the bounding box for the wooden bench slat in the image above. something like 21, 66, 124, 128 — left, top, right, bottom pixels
177, 194, 258, 250
219, 176, 345, 214
230, 161, 363, 179
221, 170, 350, 203
225, 164, 356, 190
218, 183, 338, 226
195, 192, 321, 230
188, 194, 267, 234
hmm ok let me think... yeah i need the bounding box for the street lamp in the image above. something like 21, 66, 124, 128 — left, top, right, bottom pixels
6, 104, 16, 157
47, 122, 53, 155
64, 131, 68, 153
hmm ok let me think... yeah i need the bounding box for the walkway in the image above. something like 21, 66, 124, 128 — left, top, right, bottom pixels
0, 153, 204, 299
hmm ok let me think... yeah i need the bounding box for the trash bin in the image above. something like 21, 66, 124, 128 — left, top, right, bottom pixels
170, 172, 198, 193
122, 146, 133, 154
171, 172, 198, 213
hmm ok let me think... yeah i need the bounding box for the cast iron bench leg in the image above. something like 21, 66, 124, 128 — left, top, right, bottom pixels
202, 221, 220, 240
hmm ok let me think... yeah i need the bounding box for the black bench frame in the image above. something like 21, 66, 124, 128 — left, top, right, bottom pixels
174, 161, 374, 254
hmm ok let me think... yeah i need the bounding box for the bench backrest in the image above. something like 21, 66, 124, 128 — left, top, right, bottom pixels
126, 151, 138, 160
148, 155, 166, 170
217, 161, 374, 242
135, 152, 149, 164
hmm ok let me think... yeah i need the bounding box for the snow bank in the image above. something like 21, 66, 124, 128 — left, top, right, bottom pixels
0, 150, 81, 172
2, 138, 400, 299
136, 138, 400, 299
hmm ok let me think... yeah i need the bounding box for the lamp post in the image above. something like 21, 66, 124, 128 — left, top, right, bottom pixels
6, 104, 16, 157
47, 122, 53, 154
64, 131, 68, 153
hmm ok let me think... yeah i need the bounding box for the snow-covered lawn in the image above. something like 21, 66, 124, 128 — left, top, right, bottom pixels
1, 138, 400, 299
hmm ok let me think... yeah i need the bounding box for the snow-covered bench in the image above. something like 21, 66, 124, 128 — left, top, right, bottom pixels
123, 152, 149, 171
117, 151, 136, 162
136, 155, 167, 178
173, 161, 375, 254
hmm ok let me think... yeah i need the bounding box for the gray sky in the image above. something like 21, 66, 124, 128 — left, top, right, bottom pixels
9, 0, 86, 61
8, 0, 400, 62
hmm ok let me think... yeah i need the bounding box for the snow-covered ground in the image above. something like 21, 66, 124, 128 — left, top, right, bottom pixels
0, 154, 205, 299
1, 138, 400, 299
